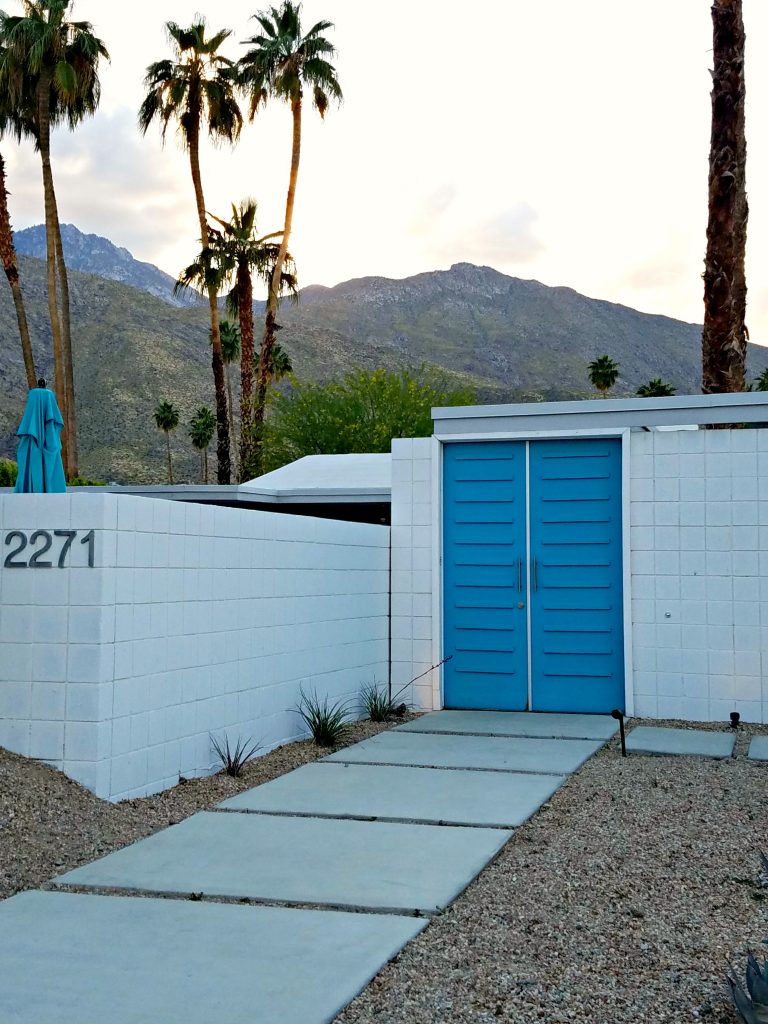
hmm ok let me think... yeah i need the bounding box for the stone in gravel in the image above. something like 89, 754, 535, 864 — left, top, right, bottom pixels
0, 890, 425, 1024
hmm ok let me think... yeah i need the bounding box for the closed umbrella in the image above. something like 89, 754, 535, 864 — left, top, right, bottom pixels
14, 381, 67, 493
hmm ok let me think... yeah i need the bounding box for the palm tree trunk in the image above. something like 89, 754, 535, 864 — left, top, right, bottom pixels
702, 0, 748, 393
225, 361, 237, 479
187, 117, 230, 484
204, 447, 209, 484
0, 152, 35, 387
166, 431, 173, 485
36, 73, 69, 477
200, 448, 204, 484
254, 95, 302, 468
53, 217, 78, 474
237, 261, 255, 479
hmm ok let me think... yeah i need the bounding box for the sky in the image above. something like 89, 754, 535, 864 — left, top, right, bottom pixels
5, 1, 768, 342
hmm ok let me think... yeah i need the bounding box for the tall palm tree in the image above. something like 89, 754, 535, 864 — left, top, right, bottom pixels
702, 0, 748, 394
636, 378, 676, 398
239, 2, 341, 466
219, 319, 240, 474
140, 20, 242, 484
588, 355, 619, 398
189, 405, 216, 483
0, 0, 108, 477
0, 76, 35, 386
177, 200, 296, 480
154, 399, 179, 484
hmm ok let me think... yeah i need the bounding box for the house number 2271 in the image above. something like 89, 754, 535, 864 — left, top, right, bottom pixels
3, 530, 95, 569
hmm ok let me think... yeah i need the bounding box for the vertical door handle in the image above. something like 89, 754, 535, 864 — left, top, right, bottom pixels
532, 557, 538, 592
517, 557, 522, 592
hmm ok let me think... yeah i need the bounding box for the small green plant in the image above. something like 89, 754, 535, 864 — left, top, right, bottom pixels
636, 378, 676, 398
727, 952, 768, 1023
0, 459, 18, 487
210, 733, 261, 777
295, 686, 352, 747
69, 476, 106, 486
360, 681, 411, 723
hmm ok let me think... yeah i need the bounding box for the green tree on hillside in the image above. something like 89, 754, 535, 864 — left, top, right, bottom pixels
636, 378, 676, 397
261, 368, 475, 472
238, 2, 341, 466
588, 355, 619, 398
0, 0, 109, 476
154, 399, 180, 484
140, 19, 242, 484
189, 405, 216, 483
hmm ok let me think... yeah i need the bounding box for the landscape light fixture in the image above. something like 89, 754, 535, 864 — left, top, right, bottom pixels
730, 711, 740, 730
611, 708, 626, 757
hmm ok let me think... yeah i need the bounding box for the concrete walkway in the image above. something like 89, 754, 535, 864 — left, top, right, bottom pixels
0, 711, 616, 1023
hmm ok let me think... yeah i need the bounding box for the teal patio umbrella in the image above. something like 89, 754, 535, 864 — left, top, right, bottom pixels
14, 381, 67, 493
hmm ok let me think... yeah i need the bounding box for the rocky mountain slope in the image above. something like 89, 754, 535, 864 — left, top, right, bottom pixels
14, 225, 201, 309
2, 231, 766, 482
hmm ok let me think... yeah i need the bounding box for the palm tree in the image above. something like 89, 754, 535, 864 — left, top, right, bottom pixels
177, 199, 296, 480
751, 369, 768, 392
239, 2, 341, 465
154, 399, 179, 484
217, 318, 243, 478
140, 20, 242, 484
0, 76, 35, 387
189, 405, 216, 483
702, 0, 748, 394
269, 341, 293, 383
636, 378, 676, 398
588, 356, 619, 398
0, 0, 108, 477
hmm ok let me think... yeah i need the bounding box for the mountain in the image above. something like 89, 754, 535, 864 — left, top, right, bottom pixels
13, 224, 201, 309
2, 232, 766, 482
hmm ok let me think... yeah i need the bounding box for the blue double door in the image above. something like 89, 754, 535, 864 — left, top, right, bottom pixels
442, 439, 624, 713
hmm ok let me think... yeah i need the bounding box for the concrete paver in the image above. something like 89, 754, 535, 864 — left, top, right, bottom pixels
748, 736, 768, 761
0, 890, 425, 1024
397, 710, 618, 741
55, 811, 511, 915
324, 730, 604, 774
625, 725, 735, 758
219, 761, 566, 828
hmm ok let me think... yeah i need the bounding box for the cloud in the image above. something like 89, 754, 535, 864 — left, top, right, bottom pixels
620, 258, 690, 291
5, 106, 195, 266
416, 201, 544, 269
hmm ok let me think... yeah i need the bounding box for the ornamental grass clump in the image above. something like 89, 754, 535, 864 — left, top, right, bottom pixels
360, 681, 410, 723
210, 734, 261, 777
295, 686, 352, 747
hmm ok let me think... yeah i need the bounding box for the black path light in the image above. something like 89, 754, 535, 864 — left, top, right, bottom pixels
611, 708, 627, 757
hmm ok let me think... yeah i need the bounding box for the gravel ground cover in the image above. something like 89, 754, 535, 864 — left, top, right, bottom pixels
0, 715, 415, 901
336, 719, 768, 1024
3, 715, 767, 1023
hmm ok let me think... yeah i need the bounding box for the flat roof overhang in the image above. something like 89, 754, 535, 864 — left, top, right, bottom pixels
432, 391, 768, 435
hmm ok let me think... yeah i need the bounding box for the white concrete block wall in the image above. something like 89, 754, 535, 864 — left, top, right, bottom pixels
629, 427, 768, 723
391, 438, 437, 710
0, 493, 389, 799
390, 427, 768, 723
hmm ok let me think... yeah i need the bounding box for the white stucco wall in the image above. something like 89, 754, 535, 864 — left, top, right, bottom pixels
0, 493, 389, 800
390, 428, 768, 724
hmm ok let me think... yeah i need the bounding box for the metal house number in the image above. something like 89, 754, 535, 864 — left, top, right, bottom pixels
2, 530, 95, 569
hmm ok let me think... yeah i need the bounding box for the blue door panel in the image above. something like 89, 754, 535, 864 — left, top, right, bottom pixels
529, 439, 624, 713
443, 441, 528, 710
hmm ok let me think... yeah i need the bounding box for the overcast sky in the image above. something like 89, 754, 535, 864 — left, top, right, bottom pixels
5, 1, 768, 343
